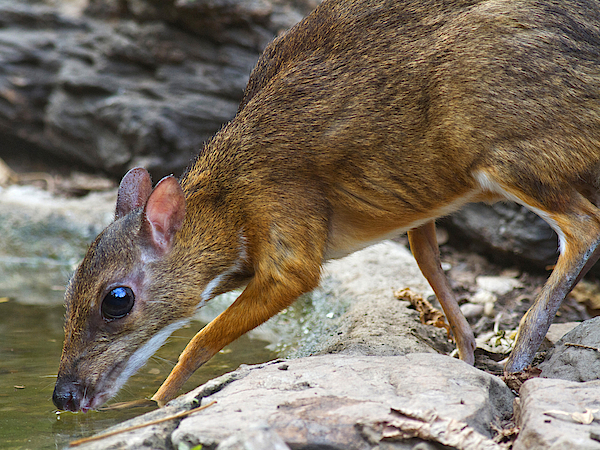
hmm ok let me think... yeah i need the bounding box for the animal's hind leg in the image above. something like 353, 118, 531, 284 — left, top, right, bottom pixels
505, 192, 600, 373
408, 221, 476, 364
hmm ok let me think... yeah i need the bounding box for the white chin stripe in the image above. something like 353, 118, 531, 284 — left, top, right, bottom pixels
111, 318, 190, 396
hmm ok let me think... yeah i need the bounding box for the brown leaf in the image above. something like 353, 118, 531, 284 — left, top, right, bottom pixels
501, 366, 541, 392
395, 288, 451, 338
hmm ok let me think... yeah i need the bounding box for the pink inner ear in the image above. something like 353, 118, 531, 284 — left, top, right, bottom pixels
144, 176, 186, 253
116, 168, 153, 219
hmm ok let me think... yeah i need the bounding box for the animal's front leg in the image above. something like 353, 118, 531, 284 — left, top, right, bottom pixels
408, 221, 476, 364
152, 276, 312, 405
153, 217, 326, 405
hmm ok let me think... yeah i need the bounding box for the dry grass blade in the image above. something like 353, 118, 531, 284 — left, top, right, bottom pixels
69, 400, 217, 447
99, 398, 158, 411
564, 342, 600, 353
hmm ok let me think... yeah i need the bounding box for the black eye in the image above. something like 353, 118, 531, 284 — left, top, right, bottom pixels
101, 287, 135, 320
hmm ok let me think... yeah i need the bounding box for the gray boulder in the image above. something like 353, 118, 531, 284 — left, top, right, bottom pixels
71, 354, 515, 449
514, 377, 600, 450
443, 202, 559, 269
538, 316, 600, 382
0, 0, 315, 178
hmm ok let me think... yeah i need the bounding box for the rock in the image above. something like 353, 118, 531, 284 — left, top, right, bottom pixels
538, 317, 600, 382
85, 0, 319, 47
468, 290, 497, 318
460, 302, 485, 319
0, 184, 115, 304
443, 203, 559, 269
543, 322, 580, 347
475, 275, 523, 296
71, 354, 514, 449
513, 377, 600, 450
294, 241, 453, 358
446, 201, 600, 278
0, 0, 316, 178
216, 424, 291, 450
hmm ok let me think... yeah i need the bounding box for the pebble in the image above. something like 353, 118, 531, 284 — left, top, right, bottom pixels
476, 275, 523, 296
460, 302, 484, 319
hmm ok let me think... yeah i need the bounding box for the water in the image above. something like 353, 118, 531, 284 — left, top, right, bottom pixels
0, 299, 276, 450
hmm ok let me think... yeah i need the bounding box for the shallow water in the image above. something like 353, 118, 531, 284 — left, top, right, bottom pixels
0, 299, 276, 450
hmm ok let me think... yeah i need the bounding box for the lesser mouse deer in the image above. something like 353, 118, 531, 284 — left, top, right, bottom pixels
53, 0, 600, 412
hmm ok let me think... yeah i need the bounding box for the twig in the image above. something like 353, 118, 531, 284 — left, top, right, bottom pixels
565, 342, 600, 352
69, 400, 217, 447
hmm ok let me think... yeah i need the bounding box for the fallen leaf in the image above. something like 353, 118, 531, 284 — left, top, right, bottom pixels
395, 288, 451, 338
501, 366, 541, 392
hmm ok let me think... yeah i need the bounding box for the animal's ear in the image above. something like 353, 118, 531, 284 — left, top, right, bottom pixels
143, 176, 186, 254
116, 168, 153, 220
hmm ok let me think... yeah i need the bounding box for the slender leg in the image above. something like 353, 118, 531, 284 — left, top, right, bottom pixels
152, 218, 325, 405
505, 201, 600, 372
152, 275, 315, 405
408, 221, 476, 364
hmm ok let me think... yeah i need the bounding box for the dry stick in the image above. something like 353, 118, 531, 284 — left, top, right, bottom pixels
565, 342, 600, 352
69, 400, 217, 447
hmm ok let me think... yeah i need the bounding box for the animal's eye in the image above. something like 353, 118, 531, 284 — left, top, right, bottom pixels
101, 287, 135, 320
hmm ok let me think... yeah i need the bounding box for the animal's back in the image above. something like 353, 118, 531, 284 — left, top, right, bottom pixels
208, 0, 600, 256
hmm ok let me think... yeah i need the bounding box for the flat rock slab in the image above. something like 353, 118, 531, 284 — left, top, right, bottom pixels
514, 377, 600, 450
538, 316, 600, 382
74, 354, 514, 449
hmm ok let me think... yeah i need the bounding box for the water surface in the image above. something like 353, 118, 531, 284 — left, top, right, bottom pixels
0, 299, 275, 450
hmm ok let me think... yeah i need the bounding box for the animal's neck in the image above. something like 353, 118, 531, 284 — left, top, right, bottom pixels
161, 151, 253, 308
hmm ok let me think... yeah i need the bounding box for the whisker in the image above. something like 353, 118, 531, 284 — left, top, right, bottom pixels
150, 355, 175, 365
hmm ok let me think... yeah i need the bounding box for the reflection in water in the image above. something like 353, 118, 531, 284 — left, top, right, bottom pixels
0, 300, 275, 449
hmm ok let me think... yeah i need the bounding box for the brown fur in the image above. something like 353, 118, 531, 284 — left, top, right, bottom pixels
54, 0, 600, 411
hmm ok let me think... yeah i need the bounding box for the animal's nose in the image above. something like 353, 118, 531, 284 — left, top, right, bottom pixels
52, 375, 83, 412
